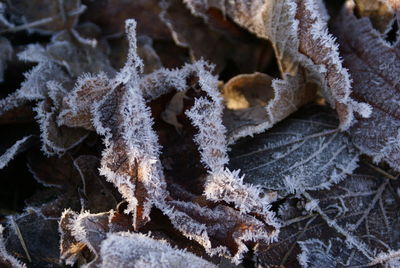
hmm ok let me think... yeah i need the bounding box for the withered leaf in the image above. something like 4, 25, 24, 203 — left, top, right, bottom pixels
334, 1, 400, 171
59, 210, 216, 267
228, 105, 360, 195
184, 0, 370, 132
3, 208, 60, 267
0, 225, 26, 268
222, 72, 316, 143
354, 0, 395, 33
255, 164, 400, 267
97, 232, 217, 268
160, 0, 274, 74
73, 155, 119, 213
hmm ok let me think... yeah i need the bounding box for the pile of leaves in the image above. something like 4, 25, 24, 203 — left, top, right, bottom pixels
0, 0, 399, 267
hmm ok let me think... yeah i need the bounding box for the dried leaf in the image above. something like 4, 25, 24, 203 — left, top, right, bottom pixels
184, 0, 370, 132
161, 0, 274, 74
222, 72, 316, 143
97, 232, 217, 268
0, 225, 26, 268
334, 1, 400, 171
354, 0, 395, 33
228, 105, 360, 195
73, 155, 119, 212
255, 164, 400, 267
3, 208, 60, 267
81, 0, 170, 38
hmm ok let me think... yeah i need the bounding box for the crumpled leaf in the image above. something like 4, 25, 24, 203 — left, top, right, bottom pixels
228, 105, 360, 195
222, 72, 316, 143
254, 164, 400, 267
160, 0, 274, 74
334, 1, 400, 171
0, 136, 34, 170
57, 19, 279, 263
0, 225, 26, 268
184, 0, 370, 133
0, 25, 115, 155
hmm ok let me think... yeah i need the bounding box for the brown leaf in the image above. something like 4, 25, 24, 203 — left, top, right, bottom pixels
354, 0, 395, 33
334, 1, 400, 171
160, 0, 274, 75
184, 0, 370, 132
74, 155, 120, 213
222, 72, 316, 143
81, 0, 170, 38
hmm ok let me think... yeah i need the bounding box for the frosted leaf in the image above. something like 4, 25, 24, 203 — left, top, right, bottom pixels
59, 210, 215, 267
0, 225, 26, 268
98, 232, 216, 268
228, 105, 360, 195
160, 0, 273, 74
58, 72, 113, 130
0, 136, 33, 170
184, 0, 370, 131
4, 0, 82, 34
0, 36, 12, 83
334, 1, 400, 171
3, 208, 60, 267
34, 96, 89, 156
255, 164, 400, 267
297, 239, 340, 268
57, 19, 279, 263
222, 72, 316, 143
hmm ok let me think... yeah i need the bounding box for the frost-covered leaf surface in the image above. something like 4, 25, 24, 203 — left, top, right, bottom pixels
334, 1, 400, 171
229, 105, 359, 195
98, 232, 217, 268
254, 164, 400, 267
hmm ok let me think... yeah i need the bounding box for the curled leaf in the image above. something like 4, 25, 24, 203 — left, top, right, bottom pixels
184, 0, 370, 132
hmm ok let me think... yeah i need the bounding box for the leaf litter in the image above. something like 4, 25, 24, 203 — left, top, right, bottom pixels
0, 0, 399, 267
